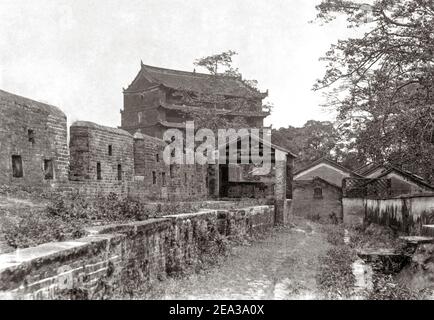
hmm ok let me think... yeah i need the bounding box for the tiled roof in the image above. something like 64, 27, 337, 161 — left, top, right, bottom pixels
127, 63, 267, 99
159, 102, 270, 117
217, 130, 297, 158
0, 89, 65, 118
375, 165, 434, 190
294, 157, 364, 177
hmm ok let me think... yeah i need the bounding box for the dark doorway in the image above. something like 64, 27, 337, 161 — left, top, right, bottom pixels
12, 155, 23, 178
117, 164, 122, 180
219, 164, 229, 197
44, 159, 54, 180
96, 162, 102, 180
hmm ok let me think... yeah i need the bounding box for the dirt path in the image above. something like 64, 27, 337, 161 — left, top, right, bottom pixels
150, 218, 331, 300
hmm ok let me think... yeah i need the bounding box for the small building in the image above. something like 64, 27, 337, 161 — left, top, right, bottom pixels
293, 177, 342, 222
294, 157, 362, 187
292, 158, 362, 223
362, 164, 434, 196
69, 121, 134, 182
0, 89, 69, 188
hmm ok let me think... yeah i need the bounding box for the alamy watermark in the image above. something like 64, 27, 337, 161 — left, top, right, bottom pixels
162, 121, 273, 175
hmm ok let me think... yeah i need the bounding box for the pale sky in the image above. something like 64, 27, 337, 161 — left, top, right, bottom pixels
0, 0, 360, 129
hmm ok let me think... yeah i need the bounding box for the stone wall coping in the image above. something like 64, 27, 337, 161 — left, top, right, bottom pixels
0, 233, 119, 274
343, 193, 434, 201
71, 120, 132, 138
0, 205, 273, 285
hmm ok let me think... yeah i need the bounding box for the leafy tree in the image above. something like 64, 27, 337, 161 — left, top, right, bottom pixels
272, 120, 341, 170
194, 50, 238, 75
189, 51, 267, 131
314, 0, 434, 182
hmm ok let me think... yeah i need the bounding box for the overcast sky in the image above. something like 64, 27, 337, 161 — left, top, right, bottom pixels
0, 0, 361, 129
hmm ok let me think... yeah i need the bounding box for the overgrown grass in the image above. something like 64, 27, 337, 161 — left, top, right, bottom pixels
1, 191, 246, 250
316, 224, 356, 299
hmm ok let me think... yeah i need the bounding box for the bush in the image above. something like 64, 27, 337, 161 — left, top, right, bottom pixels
368, 270, 429, 300
3, 212, 85, 248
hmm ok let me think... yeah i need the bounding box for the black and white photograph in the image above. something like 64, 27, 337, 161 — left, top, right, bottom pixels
0, 0, 434, 306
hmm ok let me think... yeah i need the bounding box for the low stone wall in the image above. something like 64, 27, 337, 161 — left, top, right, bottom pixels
0, 205, 274, 299
343, 194, 434, 234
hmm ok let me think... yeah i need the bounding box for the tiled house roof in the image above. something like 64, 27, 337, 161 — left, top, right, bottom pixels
374, 165, 434, 191
126, 63, 267, 99
294, 157, 364, 177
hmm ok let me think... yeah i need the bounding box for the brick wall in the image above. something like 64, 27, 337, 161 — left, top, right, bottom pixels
0, 205, 274, 299
0, 90, 69, 188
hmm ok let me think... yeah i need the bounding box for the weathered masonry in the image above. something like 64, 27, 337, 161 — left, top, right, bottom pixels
67, 122, 208, 200
129, 132, 208, 200
0, 90, 69, 188
69, 121, 134, 182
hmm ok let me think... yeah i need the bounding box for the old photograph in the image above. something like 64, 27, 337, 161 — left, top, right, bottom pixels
0, 0, 434, 303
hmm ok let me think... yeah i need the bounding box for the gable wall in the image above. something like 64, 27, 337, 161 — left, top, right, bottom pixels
294, 163, 351, 187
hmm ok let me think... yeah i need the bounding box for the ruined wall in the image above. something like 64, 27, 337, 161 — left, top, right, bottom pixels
0, 205, 274, 299
0, 90, 69, 188
364, 194, 434, 234
293, 179, 342, 222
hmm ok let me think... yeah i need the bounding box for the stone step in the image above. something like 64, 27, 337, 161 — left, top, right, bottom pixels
399, 236, 434, 245
421, 225, 434, 237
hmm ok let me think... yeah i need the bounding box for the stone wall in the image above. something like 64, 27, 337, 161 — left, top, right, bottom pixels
0, 205, 274, 299
131, 132, 207, 201
0, 90, 69, 188
69, 121, 134, 182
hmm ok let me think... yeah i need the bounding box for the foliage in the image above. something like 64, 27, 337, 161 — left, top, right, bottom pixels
196, 223, 230, 271
316, 245, 356, 299
3, 211, 85, 249
272, 120, 347, 170
194, 50, 238, 75
316, 224, 356, 299
315, 0, 434, 182
368, 268, 429, 300
190, 50, 267, 131
3, 192, 226, 249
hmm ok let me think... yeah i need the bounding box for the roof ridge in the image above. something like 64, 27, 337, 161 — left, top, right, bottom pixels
294, 157, 363, 177
142, 63, 230, 79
